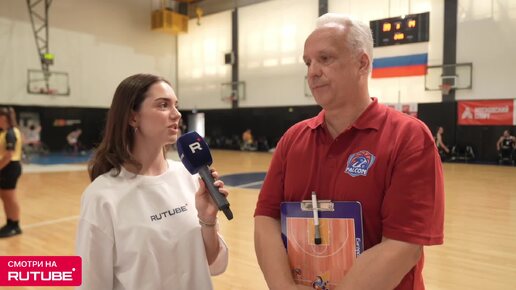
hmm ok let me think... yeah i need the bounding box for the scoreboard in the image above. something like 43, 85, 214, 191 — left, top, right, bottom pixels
370, 12, 429, 47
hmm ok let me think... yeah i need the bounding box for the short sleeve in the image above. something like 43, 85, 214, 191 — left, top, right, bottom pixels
254, 136, 289, 219
76, 219, 115, 290
381, 130, 445, 246
76, 181, 116, 289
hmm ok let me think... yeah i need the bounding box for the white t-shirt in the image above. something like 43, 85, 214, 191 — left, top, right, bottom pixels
76, 160, 228, 290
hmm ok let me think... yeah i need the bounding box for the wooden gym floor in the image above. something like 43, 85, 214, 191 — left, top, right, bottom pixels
0, 150, 515, 289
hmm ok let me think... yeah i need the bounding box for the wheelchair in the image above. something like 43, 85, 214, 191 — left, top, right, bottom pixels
450, 144, 475, 163
498, 148, 515, 165
437, 148, 449, 162
22, 142, 50, 163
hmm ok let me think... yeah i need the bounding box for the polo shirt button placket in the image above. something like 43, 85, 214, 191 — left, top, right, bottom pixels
327, 144, 338, 170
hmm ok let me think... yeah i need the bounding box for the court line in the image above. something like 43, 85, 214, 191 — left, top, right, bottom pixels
288, 218, 350, 258
24, 216, 79, 229
237, 181, 263, 188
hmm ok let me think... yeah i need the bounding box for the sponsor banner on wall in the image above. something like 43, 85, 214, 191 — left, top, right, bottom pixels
52, 119, 81, 127
457, 99, 516, 125
384, 103, 418, 118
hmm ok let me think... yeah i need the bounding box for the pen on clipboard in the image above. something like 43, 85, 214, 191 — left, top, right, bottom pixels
311, 191, 322, 245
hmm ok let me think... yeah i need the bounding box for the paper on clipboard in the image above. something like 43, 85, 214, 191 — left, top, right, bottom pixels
280, 201, 364, 289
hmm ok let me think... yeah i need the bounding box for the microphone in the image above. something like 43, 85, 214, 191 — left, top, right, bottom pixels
176, 131, 233, 220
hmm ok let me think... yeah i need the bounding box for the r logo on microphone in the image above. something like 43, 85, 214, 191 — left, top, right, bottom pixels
189, 142, 203, 153
176, 131, 233, 220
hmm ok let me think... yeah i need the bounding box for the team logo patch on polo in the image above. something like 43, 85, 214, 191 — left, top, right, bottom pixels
345, 150, 376, 177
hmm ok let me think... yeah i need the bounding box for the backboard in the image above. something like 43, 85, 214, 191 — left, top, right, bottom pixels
220, 81, 245, 102
27, 69, 70, 96
425, 63, 472, 91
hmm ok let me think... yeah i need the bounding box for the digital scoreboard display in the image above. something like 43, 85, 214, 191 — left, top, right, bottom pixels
370, 12, 429, 47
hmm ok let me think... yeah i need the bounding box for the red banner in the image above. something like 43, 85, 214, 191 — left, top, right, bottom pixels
457, 100, 515, 125
0, 256, 81, 286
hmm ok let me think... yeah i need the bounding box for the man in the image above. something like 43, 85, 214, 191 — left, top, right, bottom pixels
242, 128, 257, 151
496, 129, 515, 151
496, 129, 515, 162
435, 126, 450, 161
254, 13, 444, 290
66, 127, 82, 154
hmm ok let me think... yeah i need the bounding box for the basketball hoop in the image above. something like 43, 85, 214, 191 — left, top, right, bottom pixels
47, 88, 58, 96
439, 83, 452, 95
38, 88, 58, 95
221, 95, 234, 103
27, 69, 70, 96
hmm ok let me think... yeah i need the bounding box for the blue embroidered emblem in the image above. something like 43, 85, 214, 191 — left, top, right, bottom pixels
345, 150, 376, 177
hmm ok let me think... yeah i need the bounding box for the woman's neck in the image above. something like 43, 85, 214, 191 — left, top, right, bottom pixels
127, 144, 168, 176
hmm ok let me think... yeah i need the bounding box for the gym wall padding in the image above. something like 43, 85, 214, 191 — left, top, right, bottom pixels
10, 105, 108, 152
8, 103, 514, 163
418, 102, 516, 163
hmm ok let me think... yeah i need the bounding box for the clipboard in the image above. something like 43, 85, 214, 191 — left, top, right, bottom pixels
280, 200, 364, 289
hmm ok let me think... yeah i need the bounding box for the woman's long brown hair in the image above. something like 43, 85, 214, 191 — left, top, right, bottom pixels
0, 107, 17, 127
88, 74, 170, 181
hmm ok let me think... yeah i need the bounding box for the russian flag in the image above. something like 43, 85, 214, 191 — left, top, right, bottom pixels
372, 53, 428, 78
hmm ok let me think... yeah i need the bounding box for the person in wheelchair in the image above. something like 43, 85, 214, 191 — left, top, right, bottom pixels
66, 127, 83, 154
23, 124, 48, 154
496, 129, 515, 164
241, 128, 257, 151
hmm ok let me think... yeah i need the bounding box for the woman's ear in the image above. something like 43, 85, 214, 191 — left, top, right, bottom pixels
129, 110, 139, 128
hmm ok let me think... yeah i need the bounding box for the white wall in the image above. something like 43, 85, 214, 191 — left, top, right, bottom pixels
456, 0, 516, 100
238, 0, 318, 108
177, 11, 232, 110
178, 0, 516, 109
0, 0, 177, 108
3, 0, 514, 109
177, 0, 318, 110
178, 0, 446, 109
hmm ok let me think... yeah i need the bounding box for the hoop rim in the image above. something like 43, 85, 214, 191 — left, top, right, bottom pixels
439, 83, 452, 95
221, 95, 234, 103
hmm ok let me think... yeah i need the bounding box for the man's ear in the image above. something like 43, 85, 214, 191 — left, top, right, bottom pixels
129, 110, 138, 128
358, 52, 370, 75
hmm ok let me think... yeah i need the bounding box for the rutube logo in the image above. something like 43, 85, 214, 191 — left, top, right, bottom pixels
0, 256, 82, 286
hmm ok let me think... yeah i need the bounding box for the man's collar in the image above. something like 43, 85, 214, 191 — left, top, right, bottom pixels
307, 110, 325, 129
352, 97, 383, 131
307, 98, 384, 131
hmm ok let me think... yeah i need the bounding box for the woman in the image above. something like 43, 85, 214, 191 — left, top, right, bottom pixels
76, 74, 229, 289
0, 107, 23, 238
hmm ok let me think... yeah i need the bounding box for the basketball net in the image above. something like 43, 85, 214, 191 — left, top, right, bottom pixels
222, 95, 236, 103
47, 88, 58, 96
439, 83, 452, 95
36, 87, 58, 95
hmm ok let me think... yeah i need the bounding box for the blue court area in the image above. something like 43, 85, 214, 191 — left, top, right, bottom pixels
220, 172, 266, 189
25, 152, 92, 165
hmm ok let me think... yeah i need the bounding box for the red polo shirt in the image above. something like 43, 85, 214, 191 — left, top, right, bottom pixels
255, 98, 444, 290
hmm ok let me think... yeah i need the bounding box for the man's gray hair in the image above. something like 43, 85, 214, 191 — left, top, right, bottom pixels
316, 13, 374, 73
